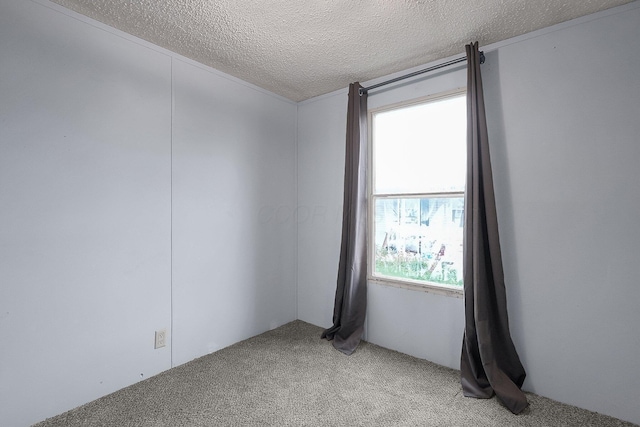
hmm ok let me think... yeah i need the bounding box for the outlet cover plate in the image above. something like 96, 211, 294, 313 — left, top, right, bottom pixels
155, 329, 167, 349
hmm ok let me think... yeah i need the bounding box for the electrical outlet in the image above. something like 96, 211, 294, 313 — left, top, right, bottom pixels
155, 329, 167, 349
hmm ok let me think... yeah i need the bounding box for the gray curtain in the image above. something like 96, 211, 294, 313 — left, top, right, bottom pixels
321, 83, 368, 355
460, 42, 528, 414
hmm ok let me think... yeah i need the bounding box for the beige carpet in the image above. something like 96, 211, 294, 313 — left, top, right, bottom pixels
35, 320, 636, 426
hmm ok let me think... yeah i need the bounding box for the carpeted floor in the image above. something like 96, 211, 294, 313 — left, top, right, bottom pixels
35, 320, 636, 426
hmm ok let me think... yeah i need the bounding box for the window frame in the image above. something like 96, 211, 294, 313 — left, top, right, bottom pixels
367, 88, 467, 298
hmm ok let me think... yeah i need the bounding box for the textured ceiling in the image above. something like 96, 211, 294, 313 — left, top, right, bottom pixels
50, 0, 633, 101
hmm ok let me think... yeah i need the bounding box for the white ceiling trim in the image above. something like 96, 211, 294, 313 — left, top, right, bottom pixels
42, 0, 637, 101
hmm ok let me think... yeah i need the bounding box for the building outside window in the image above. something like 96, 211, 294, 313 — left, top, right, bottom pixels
370, 90, 466, 292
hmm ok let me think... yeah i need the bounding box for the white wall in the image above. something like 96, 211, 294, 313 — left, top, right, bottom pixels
171, 59, 297, 366
297, 3, 640, 424
482, 4, 640, 424
0, 1, 296, 426
296, 93, 347, 328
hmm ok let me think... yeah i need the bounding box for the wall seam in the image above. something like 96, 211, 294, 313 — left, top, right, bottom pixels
294, 103, 300, 321
32, 0, 296, 105
170, 57, 174, 368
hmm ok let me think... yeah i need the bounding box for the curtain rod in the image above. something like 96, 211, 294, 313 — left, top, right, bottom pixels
359, 51, 485, 96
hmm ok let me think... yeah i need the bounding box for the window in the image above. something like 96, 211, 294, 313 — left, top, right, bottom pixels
370, 90, 466, 293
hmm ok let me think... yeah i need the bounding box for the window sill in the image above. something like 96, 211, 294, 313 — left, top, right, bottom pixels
368, 275, 463, 298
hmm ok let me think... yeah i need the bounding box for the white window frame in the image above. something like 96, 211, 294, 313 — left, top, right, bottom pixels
368, 88, 466, 298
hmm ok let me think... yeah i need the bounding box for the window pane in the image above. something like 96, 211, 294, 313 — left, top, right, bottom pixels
373, 95, 466, 194
373, 197, 464, 288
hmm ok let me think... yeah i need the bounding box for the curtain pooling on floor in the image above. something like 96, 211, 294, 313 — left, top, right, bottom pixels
321, 83, 368, 356
460, 41, 528, 414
